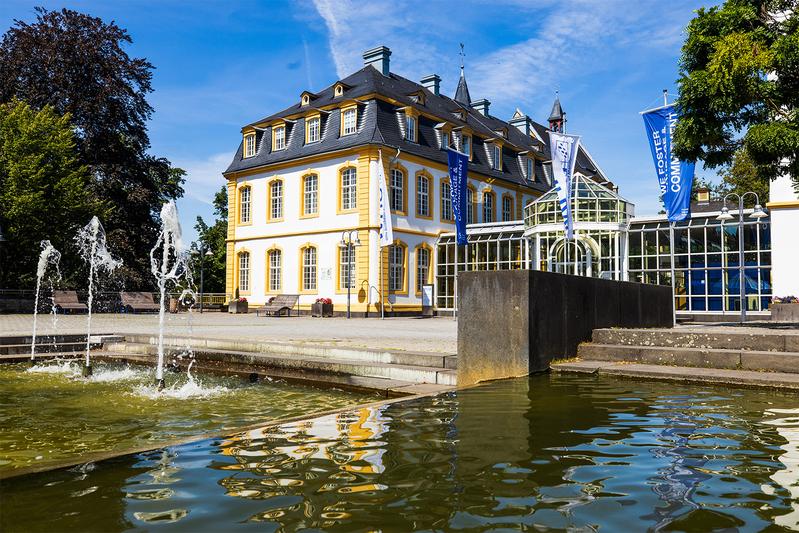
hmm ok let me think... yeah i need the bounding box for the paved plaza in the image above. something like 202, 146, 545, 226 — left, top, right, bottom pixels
0, 312, 458, 354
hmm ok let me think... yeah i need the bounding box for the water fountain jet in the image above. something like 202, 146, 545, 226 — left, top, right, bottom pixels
150, 201, 189, 390
30, 241, 62, 363
75, 217, 120, 377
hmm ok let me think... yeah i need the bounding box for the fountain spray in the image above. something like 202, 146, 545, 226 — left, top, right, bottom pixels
30, 241, 62, 362
75, 217, 120, 377
150, 201, 188, 391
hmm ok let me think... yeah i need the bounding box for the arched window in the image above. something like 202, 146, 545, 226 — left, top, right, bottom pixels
416, 173, 430, 217
390, 168, 405, 213
340, 167, 357, 210
483, 191, 495, 223
467, 186, 475, 225
441, 180, 452, 221
389, 243, 406, 292
268, 249, 282, 292
239, 186, 251, 224
301, 246, 317, 291
269, 179, 283, 221
303, 174, 318, 216
238, 251, 250, 292
416, 246, 431, 293
339, 244, 355, 289
502, 195, 514, 222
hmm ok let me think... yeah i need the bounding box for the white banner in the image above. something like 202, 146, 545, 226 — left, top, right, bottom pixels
376, 150, 393, 247
547, 131, 581, 239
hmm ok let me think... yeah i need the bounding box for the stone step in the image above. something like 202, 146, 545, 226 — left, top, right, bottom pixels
591, 328, 799, 352
97, 349, 457, 386
577, 342, 799, 374
0, 342, 87, 356
109, 338, 457, 370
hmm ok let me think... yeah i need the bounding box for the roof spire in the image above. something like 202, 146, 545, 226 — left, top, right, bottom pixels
548, 90, 565, 132
454, 43, 471, 105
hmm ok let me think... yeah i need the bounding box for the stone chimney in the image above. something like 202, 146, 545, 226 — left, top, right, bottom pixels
363, 46, 391, 76
421, 74, 441, 96
472, 98, 490, 116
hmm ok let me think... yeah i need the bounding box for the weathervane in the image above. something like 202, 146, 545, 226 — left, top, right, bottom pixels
459, 43, 465, 70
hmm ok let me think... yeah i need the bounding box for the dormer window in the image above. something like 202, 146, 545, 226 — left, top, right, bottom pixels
341, 106, 357, 136
302, 94, 310, 106
441, 131, 449, 150
335, 85, 344, 97
408, 91, 425, 105
306, 115, 320, 144
300, 91, 317, 107
492, 143, 502, 170
243, 133, 256, 158
273, 125, 286, 150
462, 134, 471, 159
405, 113, 417, 143
526, 158, 534, 181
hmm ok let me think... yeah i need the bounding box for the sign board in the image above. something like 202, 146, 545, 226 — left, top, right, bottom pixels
320, 268, 332, 281
421, 284, 434, 317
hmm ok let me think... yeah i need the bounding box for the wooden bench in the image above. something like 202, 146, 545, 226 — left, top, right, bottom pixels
256, 294, 299, 317
120, 292, 161, 313
53, 291, 88, 314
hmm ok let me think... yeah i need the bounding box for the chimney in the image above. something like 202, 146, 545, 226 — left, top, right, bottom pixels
421, 74, 441, 96
363, 46, 391, 76
472, 98, 490, 116
696, 187, 710, 205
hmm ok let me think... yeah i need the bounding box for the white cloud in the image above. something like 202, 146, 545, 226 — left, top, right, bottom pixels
173, 152, 232, 205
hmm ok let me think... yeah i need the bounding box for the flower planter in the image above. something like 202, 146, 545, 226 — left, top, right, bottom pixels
228, 300, 248, 314
771, 303, 799, 322
311, 302, 334, 317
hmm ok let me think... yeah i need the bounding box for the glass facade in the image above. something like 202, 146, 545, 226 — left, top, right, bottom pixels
628, 214, 772, 312
433, 174, 773, 316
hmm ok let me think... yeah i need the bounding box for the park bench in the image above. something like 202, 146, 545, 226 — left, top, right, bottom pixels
53, 291, 88, 314
256, 294, 299, 317
120, 292, 161, 313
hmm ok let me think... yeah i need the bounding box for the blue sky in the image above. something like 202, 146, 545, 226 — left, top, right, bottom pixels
2, 0, 719, 241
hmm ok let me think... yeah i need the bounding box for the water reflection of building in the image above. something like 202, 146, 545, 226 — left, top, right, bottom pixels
762, 408, 799, 530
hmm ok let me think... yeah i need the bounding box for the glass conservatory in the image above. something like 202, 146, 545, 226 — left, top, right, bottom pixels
523, 175, 634, 280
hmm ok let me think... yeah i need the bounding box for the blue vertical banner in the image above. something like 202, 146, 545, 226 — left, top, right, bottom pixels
547, 131, 580, 239
447, 148, 468, 245
642, 105, 695, 221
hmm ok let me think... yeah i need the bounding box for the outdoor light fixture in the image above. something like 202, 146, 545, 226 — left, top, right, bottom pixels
191, 242, 213, 313
717, 192, 767, 324
716, 206, 734, 221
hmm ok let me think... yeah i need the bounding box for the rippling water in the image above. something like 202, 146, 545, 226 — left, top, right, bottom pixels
0, 361, 376, 472
2, 374, 798, 532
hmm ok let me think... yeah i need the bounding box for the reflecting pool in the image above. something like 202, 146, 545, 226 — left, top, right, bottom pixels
2, 374, 798, 532
0, 361, 376, 473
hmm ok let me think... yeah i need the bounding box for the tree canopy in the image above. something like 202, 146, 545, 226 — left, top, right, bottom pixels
0, 100, 104, 288
0, 7, 185, 288
674, 0, 799, 191
192, 186, 228, 294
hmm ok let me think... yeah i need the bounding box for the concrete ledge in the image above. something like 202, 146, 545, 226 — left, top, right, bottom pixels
552, 360, 799, 390
591, 328, 795, 352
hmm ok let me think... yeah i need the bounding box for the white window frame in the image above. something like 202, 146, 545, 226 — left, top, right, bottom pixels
239, 187, 251, 224
463, 135, 471, 158
502, 195, 513, 222
269, 250, 282, 292
270, 180, 283, 220
441, 181, 452, 221
238, 252, 250, 292
307, 117, 320, 143
416, 247, 430, 293
342, 108, 357, 136
302, 247, 317, 291
339, 245, 355, 289
416, 175, 430, 217
527, 158, 534, 181
390, 168, 404, 212
441, 131, 449, 150
483, 191, 494, 222
304, 174, 318, 215
389, 245, 405, 292
273, 126, 286, 150
244, 134, 256, 158
493, 144, 502, 170
341, 168, 357, 210
405, 114, 417, 143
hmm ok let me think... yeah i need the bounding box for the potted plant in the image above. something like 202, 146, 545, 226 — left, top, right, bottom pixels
228, 296, 248, 314
771, 296, 799, 322
311, 297, 333, 317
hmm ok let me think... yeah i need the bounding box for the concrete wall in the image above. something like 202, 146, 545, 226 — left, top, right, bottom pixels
768, 173, 799, 298
457, 270, 673, 385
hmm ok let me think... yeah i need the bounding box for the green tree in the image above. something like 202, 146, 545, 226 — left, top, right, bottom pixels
192, 187, 228, 294
674, 0, 799, 190
0, 100, 105, 288
0, 7, 185, 288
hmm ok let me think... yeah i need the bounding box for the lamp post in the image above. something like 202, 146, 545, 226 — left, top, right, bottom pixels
716, 193, 767, 323
339, 230, 361, 319
190, 245, 214, 313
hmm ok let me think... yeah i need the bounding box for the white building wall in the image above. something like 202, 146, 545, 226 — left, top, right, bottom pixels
768, 173, 799, 298
231, 150, 533, 312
